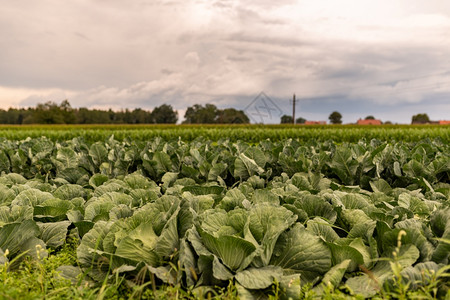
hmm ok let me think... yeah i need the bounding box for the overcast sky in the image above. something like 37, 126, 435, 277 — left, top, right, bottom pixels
1, 0, 450, 123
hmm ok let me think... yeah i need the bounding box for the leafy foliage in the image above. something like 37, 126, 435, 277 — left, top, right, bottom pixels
0, 133, 449, 298
412, 113, 431, 124
0, 100, 179, 124
183, 104, 249, 124
0, 124, 448, 143
329, 111, 342, 124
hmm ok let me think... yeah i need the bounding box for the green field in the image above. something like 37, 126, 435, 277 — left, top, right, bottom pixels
0, 124, 449, 142
0, 125, 449, 299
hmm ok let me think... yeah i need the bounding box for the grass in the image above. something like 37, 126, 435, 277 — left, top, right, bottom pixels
1, 236, 449, 299
0, 239, 78, 300
0, 237, 238, 300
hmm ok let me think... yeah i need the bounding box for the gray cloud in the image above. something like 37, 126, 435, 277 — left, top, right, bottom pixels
1, 0, 449, 124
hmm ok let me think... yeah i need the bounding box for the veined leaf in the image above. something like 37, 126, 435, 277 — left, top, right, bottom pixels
0, 220, 40, 257
200, 231, 256, 271
235, 266, 283, 290
271, 223, 332, 283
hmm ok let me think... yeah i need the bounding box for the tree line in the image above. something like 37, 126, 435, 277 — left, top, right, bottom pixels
280, 111, 343, 124
2, 100, 436, 125
280, 112, 439, 125
0, 100, 177, 124
0, 100, 250, 124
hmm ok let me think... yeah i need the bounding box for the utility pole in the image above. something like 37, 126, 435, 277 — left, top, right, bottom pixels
291, 93, 298, 124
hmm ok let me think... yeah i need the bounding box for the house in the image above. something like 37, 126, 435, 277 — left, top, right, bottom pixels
304, 121, 327, 125
439, 120, 450, 125
357, 119, 382, 125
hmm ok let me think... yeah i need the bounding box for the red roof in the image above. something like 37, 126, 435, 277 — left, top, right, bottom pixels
357, 119, 382, 125
439, 120, 450, 125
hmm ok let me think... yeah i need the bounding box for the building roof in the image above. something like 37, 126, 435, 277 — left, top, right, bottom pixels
304, 121, 327, 125
357, 119, 382, 125
439, 120, 450, 125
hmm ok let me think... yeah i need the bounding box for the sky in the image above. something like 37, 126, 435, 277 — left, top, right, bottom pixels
1, 0, 450, 124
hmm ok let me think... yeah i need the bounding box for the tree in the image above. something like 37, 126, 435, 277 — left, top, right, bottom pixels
411, 113, 430, 124
150, 104, 178, 124
328, 111, 342, 124
76, 107, 92, 123
0, 108, 32, 124
183, 104, 218, 124
60, 100, 76, 124
216, 108, 250, 124
32, 101, 65, 124
123, 108, 133, 124
296, 117, 306, 124
280, 115, 293, 124
131, 108, 152, 124
108, 109, 118, 123
182, 104, 250, 124
25, 100, 77, 124
365, 115, 375, 120
76, 108, 111, 124
0, 100, 162, 124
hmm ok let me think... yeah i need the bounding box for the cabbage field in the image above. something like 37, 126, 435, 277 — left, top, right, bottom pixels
0, 126, 449, 299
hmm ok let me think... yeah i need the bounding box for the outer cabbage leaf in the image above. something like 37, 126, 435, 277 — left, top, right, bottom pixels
38, 221, 71, 248
248, 203, 297, 267
306, 217, 340, 243
0, 220, 40, 258
0, 184, 16, 205
77, 221, 114, 281
114, 221, 160, 267
200, 231, 256, 271
235, 266, 283, 290
346, 244, 420, 297
293, 195, 337, 223
12, 189, 53, 206
327, 147, 359, 185
53, 184, 86, 200
271, 223, 332, 283
0, 205, 33, 226
313, 259, 351, 295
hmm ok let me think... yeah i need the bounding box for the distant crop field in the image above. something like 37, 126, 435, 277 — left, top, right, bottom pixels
0, 124, 448, 143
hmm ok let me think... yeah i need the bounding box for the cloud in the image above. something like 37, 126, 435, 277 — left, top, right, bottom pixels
0, 0, 450, 124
